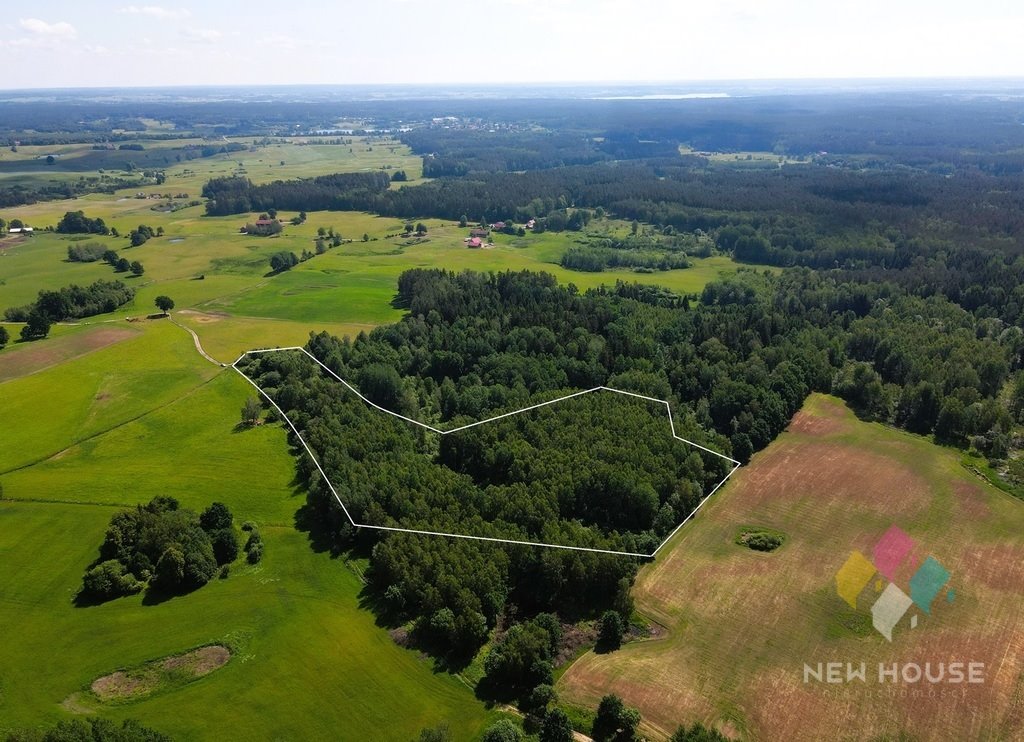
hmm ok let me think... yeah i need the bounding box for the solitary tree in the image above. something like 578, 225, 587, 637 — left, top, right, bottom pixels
130, 260, 145, 276
241, 397, 262, 426
155, 295, 174, 314
0, 326, 8, 348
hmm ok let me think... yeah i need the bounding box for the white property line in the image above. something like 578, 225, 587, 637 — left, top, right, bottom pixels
232, 346, 740, 558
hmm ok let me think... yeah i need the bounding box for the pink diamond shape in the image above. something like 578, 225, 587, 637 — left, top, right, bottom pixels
872, 525, 916, 581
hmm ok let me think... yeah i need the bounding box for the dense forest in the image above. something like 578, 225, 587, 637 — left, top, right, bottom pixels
202, 172, 392, 216
239, 263, 1019, 677
198, 155, 1024, 302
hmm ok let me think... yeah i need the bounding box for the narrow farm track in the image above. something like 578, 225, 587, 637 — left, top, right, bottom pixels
168, 313, 227, 367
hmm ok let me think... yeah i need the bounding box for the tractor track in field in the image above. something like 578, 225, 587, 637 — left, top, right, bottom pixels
0, 374, 221, 478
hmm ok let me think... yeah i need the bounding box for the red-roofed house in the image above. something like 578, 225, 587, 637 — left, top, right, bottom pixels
467, 237, 482, 248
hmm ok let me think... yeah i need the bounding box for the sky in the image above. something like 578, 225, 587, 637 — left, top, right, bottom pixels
1, 0, 1023, 89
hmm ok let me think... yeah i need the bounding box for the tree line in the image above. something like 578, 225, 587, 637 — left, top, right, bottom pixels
4, 279, 135, 339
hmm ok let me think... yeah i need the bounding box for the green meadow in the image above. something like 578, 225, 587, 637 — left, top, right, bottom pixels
0, 325, 502, 739
0, 141, 763, 739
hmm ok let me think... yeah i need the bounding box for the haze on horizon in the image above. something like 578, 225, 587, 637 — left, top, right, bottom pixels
1, 0, 1022, 90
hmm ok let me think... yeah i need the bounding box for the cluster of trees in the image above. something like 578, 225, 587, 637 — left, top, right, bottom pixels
66, 241, 108, 262
80, 497, 240, 601
269, 251, 300, 272
4, 280, 135, 336
244, 217, 283, 237
85, 247, 144, 276
202, 172, 392, 215
129, 223, 161, 246
56, 210, 110, 235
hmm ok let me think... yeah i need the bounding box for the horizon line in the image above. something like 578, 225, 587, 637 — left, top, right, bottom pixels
2, 75, 1024, 95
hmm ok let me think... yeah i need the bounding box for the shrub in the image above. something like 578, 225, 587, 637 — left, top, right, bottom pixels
746, 533, 783, 551
246, 542, 264, 564
82, 560, 143, 599
210, 528, 240, 565
67, 241, 108, 262
482, 719, 524, 742
671, 723, 729, 741
245, 530, 264, 564
737, 529, 784, 552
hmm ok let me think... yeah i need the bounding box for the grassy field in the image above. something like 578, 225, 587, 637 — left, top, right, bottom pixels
1, 205, 760, 361
558, 394, 1024, 741
0, 502, 498, 740
0, 323, 500, 740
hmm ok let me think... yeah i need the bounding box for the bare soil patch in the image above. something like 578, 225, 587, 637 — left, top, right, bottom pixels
0, 325, 138, 383
90, 671, 157, 702
87, 645, 230, 704
161, 645, 230, 676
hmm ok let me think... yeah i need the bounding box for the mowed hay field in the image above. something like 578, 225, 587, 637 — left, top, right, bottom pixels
559, 394, 1024, 741
0, 323, 500, 740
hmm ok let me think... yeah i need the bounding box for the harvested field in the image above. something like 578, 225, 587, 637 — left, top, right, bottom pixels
0, 324, 138, 383
559, 393, 1024, 741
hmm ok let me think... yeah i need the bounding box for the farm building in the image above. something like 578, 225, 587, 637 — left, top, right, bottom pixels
7, 227, 33, 234
466, 237, 483, 248
470, 228, 489, 239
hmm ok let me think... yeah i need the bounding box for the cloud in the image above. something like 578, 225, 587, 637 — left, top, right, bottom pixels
181, 27, 222, 43
118, 6, 191, 20
18, 18, 77, 39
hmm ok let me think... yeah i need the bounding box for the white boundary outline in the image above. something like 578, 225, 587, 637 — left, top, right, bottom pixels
232, 346, 741, 559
